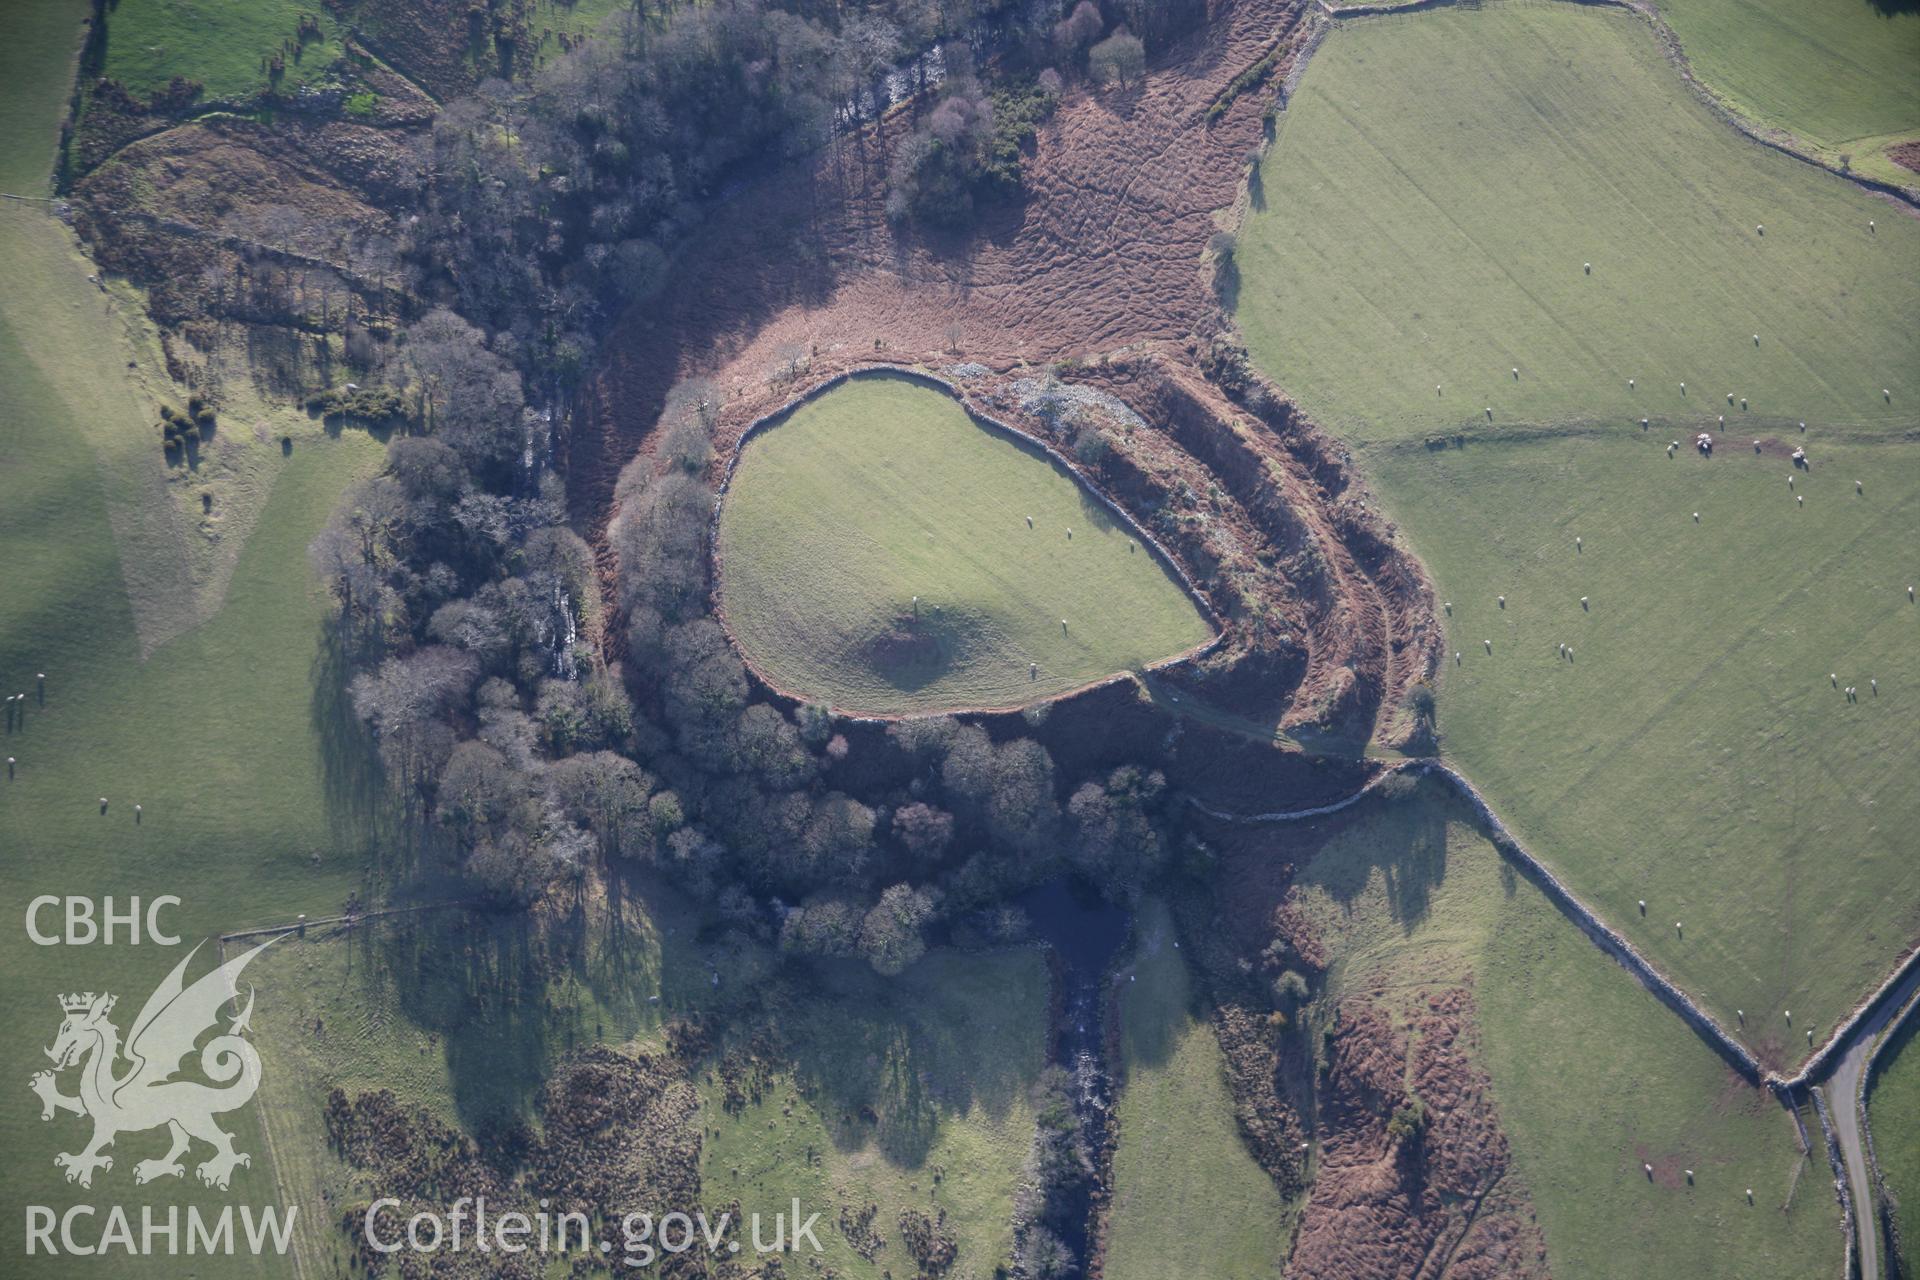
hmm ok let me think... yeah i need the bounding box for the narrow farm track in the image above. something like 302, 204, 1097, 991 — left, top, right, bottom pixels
1830, 981, 1920, 1279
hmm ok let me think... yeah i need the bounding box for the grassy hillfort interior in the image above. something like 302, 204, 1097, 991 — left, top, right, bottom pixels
0, 0, 1914, 1276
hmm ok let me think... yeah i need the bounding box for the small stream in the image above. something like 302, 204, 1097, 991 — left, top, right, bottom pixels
1018, 878, 1131, 1270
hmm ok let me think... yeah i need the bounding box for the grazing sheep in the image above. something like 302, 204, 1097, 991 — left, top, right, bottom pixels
1754, 335, 1761, 346
99, 798, 108, 813
1680, 382, 1686, 394
1456, 652, 1462, 665
1512, 367, 1519, 379
1584, 263, 1592, 274
1798, 495, 1804, 506
1754, 440, 1762, 451
1747, 1190, 1754, 1204
1485, 639, 1493, 653
1497, 595, 1506, 607
1799, 421, 1806, 431
1644, 1164, 1654, 1177
1727, 392, 1735, 405
1026, 516, 1033, 528
1486, 407, 1494, 420
1581, 596, 1589, 609
1066, 528, 1072, 539
1642, 418, 1650, 429
1832, 674, 1838, 686
1857, 480, 1863, 493
1638, 900, 1646, 914
1443, 601, 1453, 613
1737, 1009, 1744, 1023
1437, 384, 1443, 395
1740, 399, 1747, 410
1785, 1010, 1792, 1023
1575, 536, 1583, 549
1870, 678, 1877, 694
1693, 511, 1700, 521
1870, 220, 1876, 232
1756, 225, 1764, 235
1629, 379, 1635, 389
1885, 389, 1892, 402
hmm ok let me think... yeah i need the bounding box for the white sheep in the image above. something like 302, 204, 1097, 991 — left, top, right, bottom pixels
1753, 335, 1760, 346
1580, 596, 1589, 608
1741, 398, 1747, 410
1856, 480, 1863, 493
1026, 515, 1033, 528
1629, 379, 1635, 389
1575, 536, 1583, 549
1443, 601, 1453, 613
1512, 367, 1519, 379
1680, 382, 1686, 393
1693, 512, 1700, 522
1486, 407, 1494, 420
1756, 224, 1764, 234
1497, 595, 1506, 607
1798, 495, 1804, 506
1584, 263, 1592, 274
1484, 639, 1493, 652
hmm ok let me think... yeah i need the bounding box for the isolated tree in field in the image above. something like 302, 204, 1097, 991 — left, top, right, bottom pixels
1088, 30, 1145, 88
658, 378, 719, 473
773, 341, 809, 382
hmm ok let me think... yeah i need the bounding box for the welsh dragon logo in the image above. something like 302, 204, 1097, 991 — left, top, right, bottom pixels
29, 940, 273, 1191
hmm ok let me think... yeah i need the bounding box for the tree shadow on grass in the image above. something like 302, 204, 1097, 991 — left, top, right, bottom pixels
379, 904, 564, 1130
1297, 782, 1453, 935
782, 951, 1038, 1167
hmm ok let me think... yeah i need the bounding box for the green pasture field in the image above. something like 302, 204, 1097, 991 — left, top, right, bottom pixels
1238, 0, 1920, 446
1104, 898, 1289, 1280
1240, 0, 1920, 1068
99, 0, 347, 100
1651, 0, 1920, 185
1364, 431, 1920, 1069
1868, 1011, 1920, 1267
717, 374, 1214, 715
93, 0, 628, 103
1290, 784, 1840, 1278
0, 1, 388, 1268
